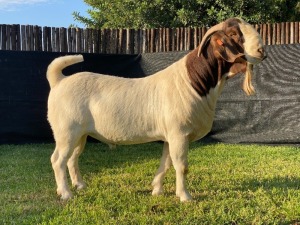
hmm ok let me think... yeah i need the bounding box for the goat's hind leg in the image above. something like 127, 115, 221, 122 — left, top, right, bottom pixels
152, 142, 172, 196
67, 135, 87, 190
51, 136, 80, 200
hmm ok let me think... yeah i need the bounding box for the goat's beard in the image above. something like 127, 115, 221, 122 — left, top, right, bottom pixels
243, 63, 255, 95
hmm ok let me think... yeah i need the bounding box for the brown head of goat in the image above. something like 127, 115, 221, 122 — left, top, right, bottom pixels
186, 30, 248, 96
197, 17, 265, 95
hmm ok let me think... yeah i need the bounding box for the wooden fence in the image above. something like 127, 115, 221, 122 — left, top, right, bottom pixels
0, 22, 299, 54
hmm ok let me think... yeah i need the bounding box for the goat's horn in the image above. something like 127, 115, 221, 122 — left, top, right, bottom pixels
197, 22, 225, 57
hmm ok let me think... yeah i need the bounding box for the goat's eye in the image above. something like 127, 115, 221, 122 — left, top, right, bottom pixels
230, 32, 237, 36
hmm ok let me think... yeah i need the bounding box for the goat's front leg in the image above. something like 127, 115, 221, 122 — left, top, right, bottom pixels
169, 137, 192, 202
152, 142, 172, 196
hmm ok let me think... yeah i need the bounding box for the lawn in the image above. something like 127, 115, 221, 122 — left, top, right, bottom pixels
1, 142, 300, 224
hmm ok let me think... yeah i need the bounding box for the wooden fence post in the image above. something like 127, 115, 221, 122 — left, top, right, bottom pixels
280, 22, 285, 44
285, 22, 290, 44
76, 28, 82, 53
290, 22, 294, 44
295, 22, 299, 44
2, 25, 9, 50
171, 28, 176, 52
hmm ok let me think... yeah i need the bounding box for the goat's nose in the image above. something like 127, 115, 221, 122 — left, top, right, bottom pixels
258, 47, 266, 60
258, 47, 264, 55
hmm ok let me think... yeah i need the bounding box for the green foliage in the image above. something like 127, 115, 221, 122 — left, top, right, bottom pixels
73, 0, 300, 28
2, 142, 300, 224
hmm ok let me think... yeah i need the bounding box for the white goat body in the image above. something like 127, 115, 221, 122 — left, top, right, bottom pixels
47, 18, 265, 202
48, 54, 219, 145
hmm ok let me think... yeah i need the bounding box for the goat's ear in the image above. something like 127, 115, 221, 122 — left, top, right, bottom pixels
197, 34, 214, 57
214, 38, 244, 63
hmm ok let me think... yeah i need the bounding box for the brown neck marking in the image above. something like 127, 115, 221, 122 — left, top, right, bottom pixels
186, 45, 232, 97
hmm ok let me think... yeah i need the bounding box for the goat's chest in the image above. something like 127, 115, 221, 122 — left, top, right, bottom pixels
186, 79, 226, 141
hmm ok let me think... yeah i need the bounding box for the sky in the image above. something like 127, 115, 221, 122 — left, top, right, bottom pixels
0, 0, 90, 28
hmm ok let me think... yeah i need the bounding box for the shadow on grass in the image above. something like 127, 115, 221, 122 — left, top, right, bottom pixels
241, 176, 300, 192
79, 141, 164, 174
191, 176, 300, 203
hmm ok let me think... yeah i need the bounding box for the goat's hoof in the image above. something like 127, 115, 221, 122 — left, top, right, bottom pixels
60, 192, 73, 200
152, 188, 163, 196
180, 196, 193, 202
177, 192, 192, 202
75, 182, 87, 190
57, 189, 73, 200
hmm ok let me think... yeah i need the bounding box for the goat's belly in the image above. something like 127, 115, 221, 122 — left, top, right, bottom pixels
87, 121, 164, 145
88, 131, 161, 145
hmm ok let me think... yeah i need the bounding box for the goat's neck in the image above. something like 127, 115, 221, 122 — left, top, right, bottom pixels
186, 47, 229, 97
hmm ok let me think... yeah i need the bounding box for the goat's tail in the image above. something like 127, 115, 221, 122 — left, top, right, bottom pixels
46, 55, 84, 88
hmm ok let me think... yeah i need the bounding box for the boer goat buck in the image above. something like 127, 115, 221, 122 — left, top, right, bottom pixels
47, 18, 266, 202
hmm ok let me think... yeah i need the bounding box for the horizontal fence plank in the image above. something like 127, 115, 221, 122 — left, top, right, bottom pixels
0, 22, 299, 53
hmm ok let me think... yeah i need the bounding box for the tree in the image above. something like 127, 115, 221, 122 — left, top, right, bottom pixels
73, 0, 300, 28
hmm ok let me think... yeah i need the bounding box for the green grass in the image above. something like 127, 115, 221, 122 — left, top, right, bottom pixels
1, 142, 300, 224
